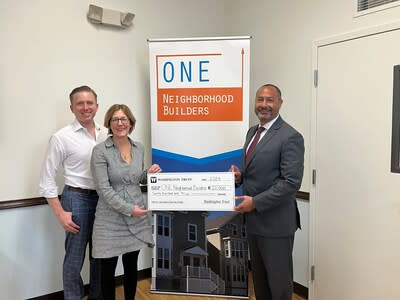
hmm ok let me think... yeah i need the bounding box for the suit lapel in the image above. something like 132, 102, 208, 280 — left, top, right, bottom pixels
245, 116, 284, 167
244, 126, 258, 151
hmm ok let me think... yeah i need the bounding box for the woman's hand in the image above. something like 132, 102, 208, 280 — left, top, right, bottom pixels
132, 205, 149, 217
229, 164, 242, 184
148, 164, 162, 173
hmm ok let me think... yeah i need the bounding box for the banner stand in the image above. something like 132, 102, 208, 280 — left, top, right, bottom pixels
148, 36, 251, 298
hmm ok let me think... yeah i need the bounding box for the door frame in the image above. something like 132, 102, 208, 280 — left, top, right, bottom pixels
309, 20, 400, 300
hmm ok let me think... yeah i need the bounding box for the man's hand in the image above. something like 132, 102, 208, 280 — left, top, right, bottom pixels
229, 164, 242, 184
56, 210, 80, 234
48, 197, 80, 234
234, 195, 255, 213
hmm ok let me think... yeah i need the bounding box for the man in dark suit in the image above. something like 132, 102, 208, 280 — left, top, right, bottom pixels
230, 84, 304, 300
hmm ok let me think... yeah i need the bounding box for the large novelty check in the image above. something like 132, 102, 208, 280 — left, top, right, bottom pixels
147, 172, 235, 211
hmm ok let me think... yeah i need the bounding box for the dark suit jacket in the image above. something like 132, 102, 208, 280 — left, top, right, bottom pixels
241, 116, 304, 237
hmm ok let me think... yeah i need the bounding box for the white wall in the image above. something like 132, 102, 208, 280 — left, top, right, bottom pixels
0, 0, 225, 201
0, 1, 225, 299
5, 0, 397, 298
225, 0, 400, 192
224, 0, 400, 289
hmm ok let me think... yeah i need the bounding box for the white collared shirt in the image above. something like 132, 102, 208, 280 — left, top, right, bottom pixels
39, 119, 108, 198
246, 115, 280, 153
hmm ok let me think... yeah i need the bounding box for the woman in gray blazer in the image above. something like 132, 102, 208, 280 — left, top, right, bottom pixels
91, 104, 161, 300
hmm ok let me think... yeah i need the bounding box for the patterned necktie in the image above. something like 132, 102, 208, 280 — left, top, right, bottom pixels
245, 127, 265, 162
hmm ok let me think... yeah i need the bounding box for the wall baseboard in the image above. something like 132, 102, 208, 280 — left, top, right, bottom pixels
294, 281, 309, 299
27, 267, 308, 299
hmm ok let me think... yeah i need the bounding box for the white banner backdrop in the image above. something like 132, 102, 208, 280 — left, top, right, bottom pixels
148, 36, 250, 298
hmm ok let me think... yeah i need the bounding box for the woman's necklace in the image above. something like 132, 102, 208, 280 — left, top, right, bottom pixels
115, 138, 132, 163
121, 149, 131, 162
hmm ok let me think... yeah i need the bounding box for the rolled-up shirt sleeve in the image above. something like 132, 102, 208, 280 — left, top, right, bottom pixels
39, 136, 64, 198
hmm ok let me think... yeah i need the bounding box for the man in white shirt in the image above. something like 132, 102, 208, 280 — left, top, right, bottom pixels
40, 86, 107, 300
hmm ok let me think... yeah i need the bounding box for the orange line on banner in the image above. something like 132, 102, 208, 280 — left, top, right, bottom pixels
157, 53, 222, 57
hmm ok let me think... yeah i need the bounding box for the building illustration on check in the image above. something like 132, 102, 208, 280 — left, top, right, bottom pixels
151, 211, 249, 297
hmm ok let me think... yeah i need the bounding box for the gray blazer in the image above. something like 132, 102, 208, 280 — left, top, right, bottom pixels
90, 136, 153, 258
241, 116, 304, 237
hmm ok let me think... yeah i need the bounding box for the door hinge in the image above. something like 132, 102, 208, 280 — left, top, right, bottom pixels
314, 69, 318, 88
311, 265, 315, 281
312, 169, 316, 185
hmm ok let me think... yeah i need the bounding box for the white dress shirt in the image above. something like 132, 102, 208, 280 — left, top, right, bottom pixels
40, 119, 108, 198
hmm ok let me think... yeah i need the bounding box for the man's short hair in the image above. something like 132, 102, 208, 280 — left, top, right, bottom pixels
69, 85, 98, 103
258, 84, 282, 99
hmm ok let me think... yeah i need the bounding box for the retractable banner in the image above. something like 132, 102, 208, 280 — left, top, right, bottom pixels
148, 36, 250, 298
